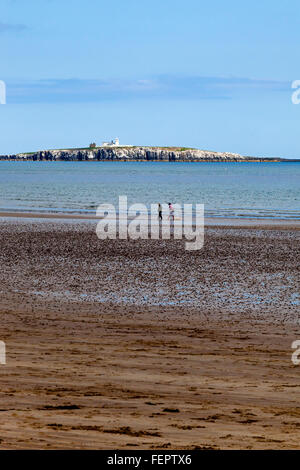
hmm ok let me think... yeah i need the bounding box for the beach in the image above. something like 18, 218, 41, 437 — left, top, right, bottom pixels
2, 0, 300, 456
0, 218, 299, 449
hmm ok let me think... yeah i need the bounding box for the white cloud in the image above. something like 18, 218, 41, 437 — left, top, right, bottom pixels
5, 76, 289, 104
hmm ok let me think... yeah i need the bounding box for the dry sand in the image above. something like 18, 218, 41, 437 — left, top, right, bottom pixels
0, 219, 299, 449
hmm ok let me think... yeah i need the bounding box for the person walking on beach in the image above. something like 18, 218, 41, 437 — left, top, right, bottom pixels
158, 203, 162, 221
168, 202, 174, 222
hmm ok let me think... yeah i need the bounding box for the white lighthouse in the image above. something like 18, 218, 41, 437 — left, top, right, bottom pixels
102, 137, 120, 147
101, 137, 132, 147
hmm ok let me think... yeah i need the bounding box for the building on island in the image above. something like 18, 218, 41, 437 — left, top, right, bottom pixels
102, 137, 120, 147
101, 138, 133, 147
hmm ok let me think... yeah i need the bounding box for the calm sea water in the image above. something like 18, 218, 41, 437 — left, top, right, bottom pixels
0, 161, 299, 219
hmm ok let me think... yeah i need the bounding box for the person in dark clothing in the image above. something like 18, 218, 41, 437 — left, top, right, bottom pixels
158, 203, 162, 221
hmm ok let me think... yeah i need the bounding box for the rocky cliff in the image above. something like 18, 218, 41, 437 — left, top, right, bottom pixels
0, 147, 279, 162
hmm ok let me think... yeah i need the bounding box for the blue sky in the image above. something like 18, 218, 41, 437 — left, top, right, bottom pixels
0, 0, 299, 157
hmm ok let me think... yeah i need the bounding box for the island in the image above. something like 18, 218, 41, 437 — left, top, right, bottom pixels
0, 140, 296, 162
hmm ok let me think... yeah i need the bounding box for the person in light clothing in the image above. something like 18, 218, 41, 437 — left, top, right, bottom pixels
168, 202, 174, 221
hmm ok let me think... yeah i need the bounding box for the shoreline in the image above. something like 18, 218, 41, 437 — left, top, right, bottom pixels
1, 158, 295, 162
0, 210, 300, 229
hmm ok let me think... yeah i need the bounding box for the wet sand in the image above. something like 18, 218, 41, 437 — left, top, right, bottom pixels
0, 210, 300, 230
0, 220, 299, 449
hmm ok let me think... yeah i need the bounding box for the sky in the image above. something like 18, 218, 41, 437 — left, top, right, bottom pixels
0, 0, 299, 157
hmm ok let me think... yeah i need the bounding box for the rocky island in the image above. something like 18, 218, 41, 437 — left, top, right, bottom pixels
0, 146, 286, 162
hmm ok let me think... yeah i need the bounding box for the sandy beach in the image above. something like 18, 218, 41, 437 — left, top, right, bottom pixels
0, 218, 299, 449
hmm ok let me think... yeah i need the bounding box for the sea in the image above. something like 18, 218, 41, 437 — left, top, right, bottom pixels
0, 161, 299, 220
